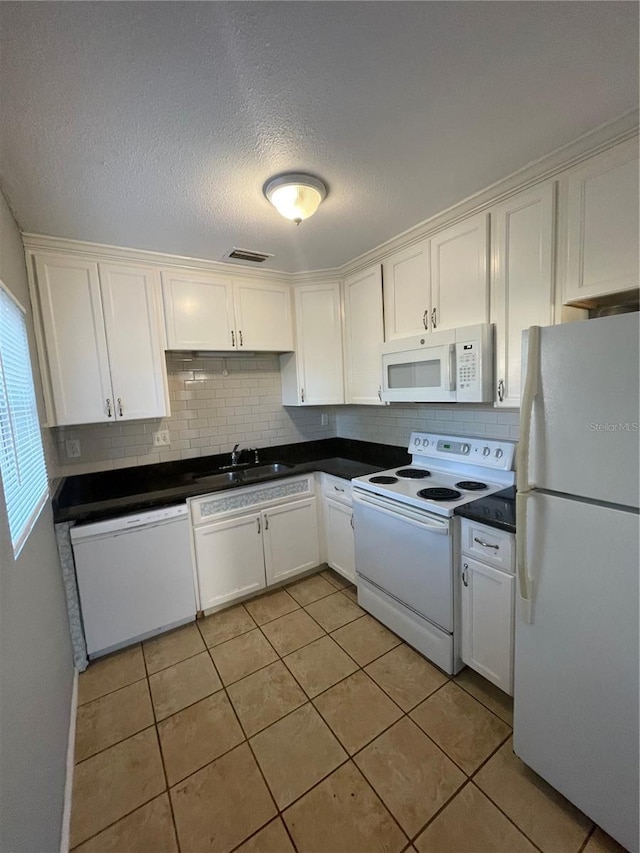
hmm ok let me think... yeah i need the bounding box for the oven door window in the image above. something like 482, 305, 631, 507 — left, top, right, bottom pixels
387, 358, 441, 390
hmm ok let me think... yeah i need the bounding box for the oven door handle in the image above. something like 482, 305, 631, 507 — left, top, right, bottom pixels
353, 491, 449, 534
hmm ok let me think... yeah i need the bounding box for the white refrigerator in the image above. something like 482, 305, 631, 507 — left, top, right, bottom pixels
514, 312, 639, 852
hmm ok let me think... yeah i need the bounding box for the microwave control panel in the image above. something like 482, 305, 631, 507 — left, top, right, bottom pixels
455, 325, 493, 403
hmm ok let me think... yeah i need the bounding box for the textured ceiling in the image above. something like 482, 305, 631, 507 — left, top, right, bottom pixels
0, 2, 638, 273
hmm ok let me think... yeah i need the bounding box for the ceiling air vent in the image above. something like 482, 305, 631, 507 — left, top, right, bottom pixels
223, 247, 274, 264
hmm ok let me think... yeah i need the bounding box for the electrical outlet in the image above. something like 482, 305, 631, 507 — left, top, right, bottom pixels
153, 430, 171, 447
65, 439, 81, 458
320, 414, 329, 426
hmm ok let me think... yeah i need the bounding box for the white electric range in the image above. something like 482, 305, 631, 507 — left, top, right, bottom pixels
352, 432, 516, 674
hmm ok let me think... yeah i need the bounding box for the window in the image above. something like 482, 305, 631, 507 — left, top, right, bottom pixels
0, 279, 48, 557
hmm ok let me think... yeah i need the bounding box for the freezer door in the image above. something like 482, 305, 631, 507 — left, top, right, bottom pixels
514, 491, 639, 852
527, 313, 639, 508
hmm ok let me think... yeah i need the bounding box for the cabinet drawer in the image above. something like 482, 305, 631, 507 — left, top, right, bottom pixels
322, 474, 352, 505
190, 475, 315, 525
460, 519, 514, 571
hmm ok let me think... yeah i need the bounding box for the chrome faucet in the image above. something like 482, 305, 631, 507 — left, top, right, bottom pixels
231, 443, 241, 465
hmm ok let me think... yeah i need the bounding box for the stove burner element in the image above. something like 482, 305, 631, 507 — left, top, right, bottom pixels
417, 487, 463, 501
455, 481, 488, 491
369, 476, 399, 485
395, 468, 431, 479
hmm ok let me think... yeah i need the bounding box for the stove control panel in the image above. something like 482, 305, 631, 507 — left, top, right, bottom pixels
410, 432, 515, 470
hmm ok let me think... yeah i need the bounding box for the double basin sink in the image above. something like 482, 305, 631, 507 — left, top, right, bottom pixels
191, 461, 294, 489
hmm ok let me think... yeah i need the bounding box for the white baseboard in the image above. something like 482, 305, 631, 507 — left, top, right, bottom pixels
60, 669, 78, 853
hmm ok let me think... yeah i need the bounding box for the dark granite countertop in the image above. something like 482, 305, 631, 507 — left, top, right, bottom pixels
53, 438, 411, 524
454, 486, 516, 533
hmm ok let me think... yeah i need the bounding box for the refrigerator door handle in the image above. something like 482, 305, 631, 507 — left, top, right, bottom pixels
516, 491, 534, 623
516, 325, 541, 623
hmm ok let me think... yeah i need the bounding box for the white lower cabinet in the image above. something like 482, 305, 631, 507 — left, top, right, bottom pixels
194, 512, 266, 610
263, 498, 320, 585
321, 474, 356, 583
324, 498, 356, 583
190, 477, 320, 611
460, 519, 515, 695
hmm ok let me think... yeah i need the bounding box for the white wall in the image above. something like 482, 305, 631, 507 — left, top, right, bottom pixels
0, 189, 74, 853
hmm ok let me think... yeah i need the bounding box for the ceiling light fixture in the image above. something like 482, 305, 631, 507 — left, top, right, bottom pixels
263, 173, 327, 225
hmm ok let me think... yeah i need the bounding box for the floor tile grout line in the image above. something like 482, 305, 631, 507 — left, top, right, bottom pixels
578, 825, 598, 853
73, 721, 158, 768
140, 638, 182, 853
404, 777, 473, 848
68, 790, 174, 851
145, 644, 209, 678
452, 677, 514, 727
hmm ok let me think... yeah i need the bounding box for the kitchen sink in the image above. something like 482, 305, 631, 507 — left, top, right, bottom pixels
193, 461, 294, 488
193, 471, 243, 487
242, 462, 294, 478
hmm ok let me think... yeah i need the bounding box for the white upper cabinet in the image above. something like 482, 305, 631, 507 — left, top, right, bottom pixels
34, 254, 169, 426
162, 270, 235, 350
491, 184, 555, 408
162, 270, 293, 351
563, 138, 639, 303
280, 281, 344, 405
343, 265, 384, 405
233, 280, 293, 351
35, 254, 113, 426
382, 241, 430, 340
430, 213, 489, 332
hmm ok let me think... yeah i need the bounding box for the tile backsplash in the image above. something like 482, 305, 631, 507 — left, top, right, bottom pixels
50, 354, 519, 478
334, 404, 520, 448
51, 354, 336, 477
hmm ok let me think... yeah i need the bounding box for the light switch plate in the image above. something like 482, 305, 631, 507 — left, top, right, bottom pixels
153, 430, 171, 447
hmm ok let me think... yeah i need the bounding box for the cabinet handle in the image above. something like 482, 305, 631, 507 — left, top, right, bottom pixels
257, 517, 261, 534
264, 515, 269, 531
106, 398, 112, 418
334, 486, 345, 492
350, 513, 354, 529
231, 330, 235, 347
474, 536, 499, 550
378, 386, 382, 401
239, 330, 243, 347
462, 562, 469, 587
422, 310, 428, 329
431, 307, 437, 329
497, 379, 505, 402
117, 397, 123, 417
300, 388, 305, 403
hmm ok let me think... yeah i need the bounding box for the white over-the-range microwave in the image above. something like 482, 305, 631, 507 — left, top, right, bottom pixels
380, 323, 494, 403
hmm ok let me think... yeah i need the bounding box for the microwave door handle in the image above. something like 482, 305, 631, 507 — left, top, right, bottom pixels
448, 344, 456, 391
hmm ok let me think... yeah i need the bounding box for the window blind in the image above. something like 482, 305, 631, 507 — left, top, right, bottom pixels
0, 280, 48, 557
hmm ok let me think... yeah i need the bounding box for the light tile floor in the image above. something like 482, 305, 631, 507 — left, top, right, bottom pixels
70, 568, 627, 853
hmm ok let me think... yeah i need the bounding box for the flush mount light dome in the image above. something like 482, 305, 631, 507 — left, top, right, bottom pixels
263, 173, 327, 224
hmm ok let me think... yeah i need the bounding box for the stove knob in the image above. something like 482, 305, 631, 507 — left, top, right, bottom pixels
495, 448, 504, 459
422, 438, 429, 447
461, 443, 470, 454
482, 446, 490, 457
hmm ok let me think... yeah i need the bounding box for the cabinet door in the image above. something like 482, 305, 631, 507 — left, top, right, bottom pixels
344, 266, 384, 405
564, 139, 639, 302
194, 512, 266, 610
99, 263, 169, 421
491, 185, 554, 407
461, 556, 514, 695
324, 497, 356, 583
35, 254, 113, 425
430, 214, 489, 332
382, 241, 430, 340
290, 282, 344, 405
263, 498, 320, 585
233, 280, 293, 351
162, 270, 236, 350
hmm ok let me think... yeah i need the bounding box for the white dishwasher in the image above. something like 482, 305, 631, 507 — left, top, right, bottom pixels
71, 503, 197, 658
